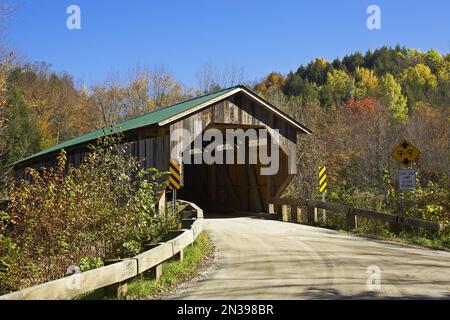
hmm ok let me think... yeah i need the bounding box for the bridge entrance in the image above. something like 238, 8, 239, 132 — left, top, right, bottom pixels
178, 124, 291, 214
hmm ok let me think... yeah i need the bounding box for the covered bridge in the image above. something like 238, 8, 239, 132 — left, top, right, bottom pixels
14, 85, 311, 214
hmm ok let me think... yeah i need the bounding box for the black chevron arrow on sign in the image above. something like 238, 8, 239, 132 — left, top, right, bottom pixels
401, 142, 410, 149
402, 158, 411, 166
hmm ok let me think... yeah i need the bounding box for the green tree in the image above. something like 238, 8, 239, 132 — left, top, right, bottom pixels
2, 88, 41, 169
326, 69, 355, 106
424, 49, 444, 74
402, 63, 438, 110
355, 67, 378, 99
282, 73, 318, 104
342, 52, 365, 73
297, 58, 332, 86
378, 73, 408, 122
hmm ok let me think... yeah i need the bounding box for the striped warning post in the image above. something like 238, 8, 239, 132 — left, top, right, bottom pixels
169, 159, 181, 190
319, 166, 327, 193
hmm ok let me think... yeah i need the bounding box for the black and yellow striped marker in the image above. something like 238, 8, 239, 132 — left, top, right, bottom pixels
169, 159, 181, 190
319, 166, 328, 193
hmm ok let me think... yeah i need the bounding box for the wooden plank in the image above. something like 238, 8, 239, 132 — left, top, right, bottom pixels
241, 165, 249, 211
167, 230, 194, 254
191, 219, 204, 239
308, 200, 350, 214
307, 205, 315, 224
272, 198, 307, 207
208, 164, 217, 203
290, 205, 298, 223
255, 165, 268, 211
268, 203, 275, 214
306, 200, 441, 232
134, 243, 173, 275
346, 209, 357, 230
403, 217, 441, 231
222, 166, 241, 209
296, 207, 303, 223
281, 205, 288, 222
351, 208, 398, 223
0, 259, 137, 300
138, 138, 146, 168
246, 165, 263, 212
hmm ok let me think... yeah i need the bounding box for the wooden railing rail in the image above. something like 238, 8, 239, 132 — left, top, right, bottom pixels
270, 197, 441, 233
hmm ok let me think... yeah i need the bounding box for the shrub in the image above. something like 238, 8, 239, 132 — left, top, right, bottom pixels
0, 134, 178, 292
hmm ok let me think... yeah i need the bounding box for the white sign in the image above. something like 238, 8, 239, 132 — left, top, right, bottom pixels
399, 169, 416, 191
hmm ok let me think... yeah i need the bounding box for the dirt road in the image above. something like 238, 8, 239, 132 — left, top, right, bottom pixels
170, 216, 450, 300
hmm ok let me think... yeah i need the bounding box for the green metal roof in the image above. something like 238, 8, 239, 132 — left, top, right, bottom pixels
16, 86, 239, 165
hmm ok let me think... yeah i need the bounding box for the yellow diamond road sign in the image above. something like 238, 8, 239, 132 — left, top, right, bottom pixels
391, 140, 421, 167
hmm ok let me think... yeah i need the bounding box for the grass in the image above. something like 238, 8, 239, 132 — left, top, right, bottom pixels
382, 232, 450, 251
347, 226, 450, 251
310, 214, 450, 251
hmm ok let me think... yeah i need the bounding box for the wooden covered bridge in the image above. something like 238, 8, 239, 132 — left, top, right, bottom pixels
13, 85, 311, 214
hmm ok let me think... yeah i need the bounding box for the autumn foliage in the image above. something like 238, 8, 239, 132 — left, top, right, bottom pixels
0, 136, 177, 292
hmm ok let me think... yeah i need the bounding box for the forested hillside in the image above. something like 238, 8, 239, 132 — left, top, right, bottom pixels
254, 46, 449, 233
0, 46, 449, 231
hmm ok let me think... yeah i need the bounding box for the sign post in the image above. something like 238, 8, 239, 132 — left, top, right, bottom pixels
391, 140, 420, 223
169, 160, 181, 216
319, 166, 328, 224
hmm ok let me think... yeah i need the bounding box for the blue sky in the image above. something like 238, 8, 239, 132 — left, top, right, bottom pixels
5, 0, 450, 88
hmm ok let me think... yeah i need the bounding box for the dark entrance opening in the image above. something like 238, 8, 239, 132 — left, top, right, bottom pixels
178, 124, 291, 215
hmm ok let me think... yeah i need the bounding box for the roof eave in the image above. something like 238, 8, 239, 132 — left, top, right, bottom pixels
159, 86, 313, 135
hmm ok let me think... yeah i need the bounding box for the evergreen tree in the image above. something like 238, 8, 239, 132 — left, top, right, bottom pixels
3, 88, 42, 167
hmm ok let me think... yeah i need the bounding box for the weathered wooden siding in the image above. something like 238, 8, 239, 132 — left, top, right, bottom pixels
14, 134, 170, 181
169, 92, 298, 174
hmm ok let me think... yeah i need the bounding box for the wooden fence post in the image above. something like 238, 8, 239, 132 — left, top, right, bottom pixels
297, 207, 304, 223
346, 208, 357, 230
144, 264, 163, 280
172, 249, 184, 262
104, 259, 129, 299
306, 201, 315, 225
282, 205, 288, 222
141, 244, 164, 280
274, 204, 282, 220
290, 205, 298, 223
389, 220, 402, 235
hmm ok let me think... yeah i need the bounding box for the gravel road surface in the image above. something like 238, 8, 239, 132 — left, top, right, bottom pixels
170, 215, 450, 300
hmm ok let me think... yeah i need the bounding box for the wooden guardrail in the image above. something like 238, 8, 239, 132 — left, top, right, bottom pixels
0, 200, 204, 300
270, 197, 442, 233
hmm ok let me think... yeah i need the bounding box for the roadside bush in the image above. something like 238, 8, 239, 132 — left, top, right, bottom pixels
0, 135, 178, 292
319, 171, 449, 243
386, 173, 450, 234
